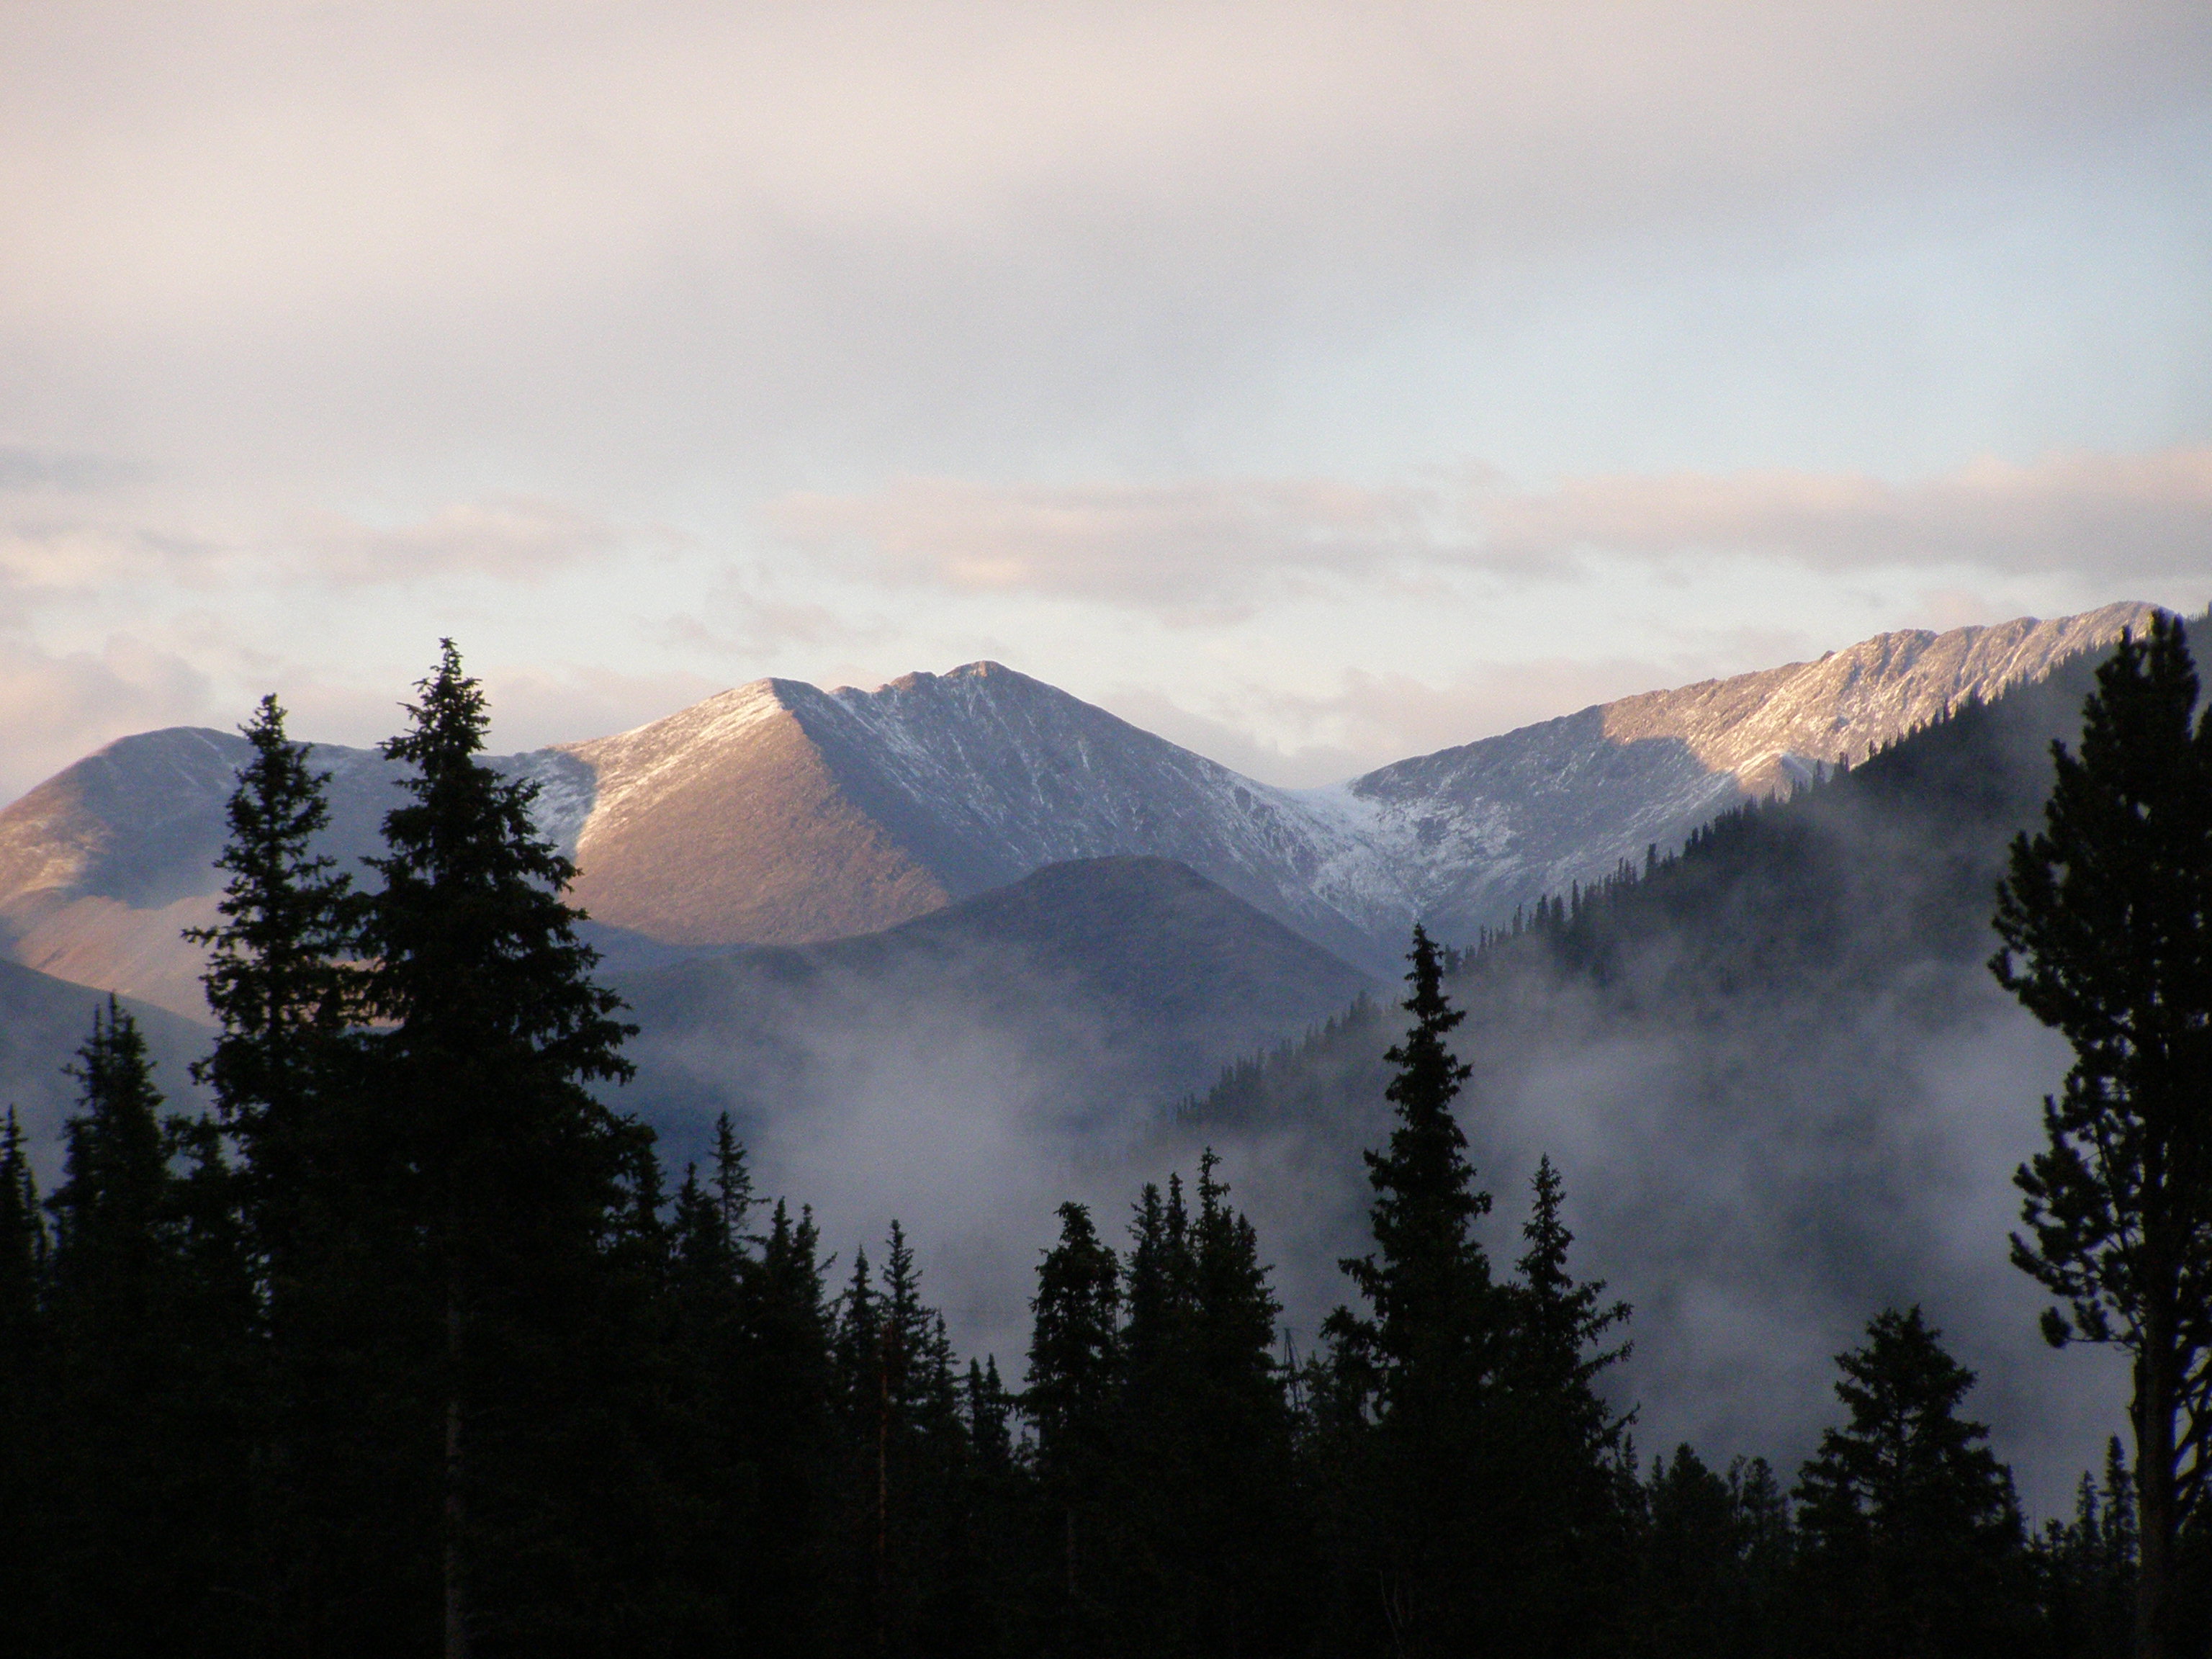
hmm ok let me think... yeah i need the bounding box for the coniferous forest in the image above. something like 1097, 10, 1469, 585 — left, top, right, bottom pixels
1, 631, 2206, 1658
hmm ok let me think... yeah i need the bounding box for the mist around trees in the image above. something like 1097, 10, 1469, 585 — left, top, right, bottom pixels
0, 634, 2202, 1656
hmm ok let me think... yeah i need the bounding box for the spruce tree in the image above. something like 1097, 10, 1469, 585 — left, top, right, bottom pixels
361, 641, 648, 1656
742, 1197, 834, 1655
1791, 1306, 2032, 1658
185, 692, 373, 1647
1635, 1447, 1790, 1659
45, 1002, 173, 1655
1640, 1446, 1744, 1659
0, 1107, 42, 1349
186, 693, 364, 1233
2036, 1438, 2137, 1659
1493, 1156, 1634, 1655
966, 1356, 1015, 1471
1184, 1151, 1303, 1657
825, 1225, 980, 1658
43, 1001, 256, 1655
1027, 1201, 1121, 1645
1323, 924, 1498, 1656
1119, 1176, 1195, 1449
1992, 613, 2212, 1659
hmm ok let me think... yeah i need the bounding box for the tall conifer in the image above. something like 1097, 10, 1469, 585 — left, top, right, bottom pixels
1028, 1202, 1120, 1644
1493, 1156, 1634, 1653
186, 693, 372, 1647
1185, 1151, 1302, 1656
186, 694, 363, 1236
362, 640, 647, 1656
1324, 924, 1498, 1656
1992, 613, 2212, 1659
44, 1002, 252, 1654
0, 1106, 42, 1368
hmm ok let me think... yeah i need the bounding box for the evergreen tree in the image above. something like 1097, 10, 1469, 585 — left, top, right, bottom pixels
827, 1224, 984, 1658
1323, 923, 1499, 1656
0, 1107, 48, 1647
966, 1356, 1015, 1470
1026, 1201, 1121, 1645
1492, 1156, 1635, 1655
186, 693, 364, 1251
1640, 1447, 1742, 1658
1992, 613, 2212, 1659
1119, 1176, 1195, 1449
185, 692, 374, 1649
42, 1002, 255, 1655
744, 1197, 835, 1656
0, 1106, 44, 1355
1636, 1447, 1791, 1659
2036, 1437, 2137, 1659
1182, 1151, 1303, 1657
1791, 1306, 2032, 1658
361, 641, 649, 1656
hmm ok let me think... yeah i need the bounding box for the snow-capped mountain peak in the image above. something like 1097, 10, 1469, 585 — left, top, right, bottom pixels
0, 603, 2164, 1010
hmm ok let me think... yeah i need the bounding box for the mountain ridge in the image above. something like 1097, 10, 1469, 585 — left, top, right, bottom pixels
0, 602, 2162, 1010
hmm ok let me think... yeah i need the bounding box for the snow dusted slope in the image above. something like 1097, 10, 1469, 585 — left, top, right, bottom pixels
561, 603, 2155, 970
0, 728, 589, 1017
1326, 601, 2157, 943
562, 663, 1396, 966
0, 603, 2163, 1004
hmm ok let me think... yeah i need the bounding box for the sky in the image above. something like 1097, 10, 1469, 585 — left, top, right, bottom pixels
4, 1, 2211, 801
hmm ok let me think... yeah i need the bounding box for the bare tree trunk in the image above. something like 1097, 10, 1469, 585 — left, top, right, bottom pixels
2134, 1295, 2179, 1659
444, 1282, 469, 1659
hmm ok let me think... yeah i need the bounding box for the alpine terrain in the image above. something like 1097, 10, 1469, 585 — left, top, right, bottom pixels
0, 601, 2156, 1015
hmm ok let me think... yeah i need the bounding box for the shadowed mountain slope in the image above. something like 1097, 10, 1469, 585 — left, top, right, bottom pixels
0, 955, 210, 1181
611, 854, 1375, 1154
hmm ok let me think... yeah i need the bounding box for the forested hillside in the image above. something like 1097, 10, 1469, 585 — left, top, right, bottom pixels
1170, 628, 2183, 1519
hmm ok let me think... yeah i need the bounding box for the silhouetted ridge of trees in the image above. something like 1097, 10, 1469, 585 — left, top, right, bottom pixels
0, 634, 2197, 1655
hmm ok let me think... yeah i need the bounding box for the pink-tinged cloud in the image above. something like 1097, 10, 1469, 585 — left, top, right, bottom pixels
768, 447, 2212, 614
293, 497, 645, 586
767, 475, 1468, 613
1480, 446, 2212, 574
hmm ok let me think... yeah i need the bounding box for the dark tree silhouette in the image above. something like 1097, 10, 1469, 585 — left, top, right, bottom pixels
1027, 1201, 1120, 1645
1492, 1156, 1635, 1654
0, 1107, 47, 1645
363, 640, 647, 1657
1992, 613, 2212, 1659
1323, 923, 1502, 1656
186, 693, 364, 1226
185, 693, 372, 1646
1792, 1307, 2031, 1658
41, 1002, 255, 1655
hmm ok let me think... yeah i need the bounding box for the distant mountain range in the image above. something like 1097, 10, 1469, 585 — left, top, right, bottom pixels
0, 602, 2154, 1017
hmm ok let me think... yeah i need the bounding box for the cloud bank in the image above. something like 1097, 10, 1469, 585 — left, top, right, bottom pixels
770, 446, 2212, 611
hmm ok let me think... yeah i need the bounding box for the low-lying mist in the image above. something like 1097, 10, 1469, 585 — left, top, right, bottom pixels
616, 647, 2142, 1524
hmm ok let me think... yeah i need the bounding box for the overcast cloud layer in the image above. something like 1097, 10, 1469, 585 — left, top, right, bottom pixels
2, 1, 2209, 799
